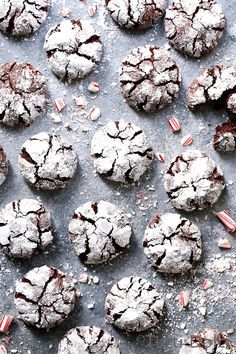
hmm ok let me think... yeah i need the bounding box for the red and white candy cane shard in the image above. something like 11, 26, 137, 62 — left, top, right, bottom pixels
54, 98, 66, 112
218, 237, 232, 249
181, 134, 193, 147
201, 278, 213, 290
216, 210, 236, 232
88, 81, 100, 93
75, 96, 86, 109
156, 152, 165, 163
88, 4, 98, 16
0, 345, 7, 354
179, 290, 189, 308
0, 315, 14, 333
88, 106, 101, 121
168, 117, 181, 133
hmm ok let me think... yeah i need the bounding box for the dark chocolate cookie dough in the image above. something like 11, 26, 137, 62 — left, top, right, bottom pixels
14, 265, 75, 330
213, 121, 236, 152
105, 0, 166, 29
120, 45, 181, 112
0, 61, 47, 127
0, 146, 8, 186
0, 0, 50, 36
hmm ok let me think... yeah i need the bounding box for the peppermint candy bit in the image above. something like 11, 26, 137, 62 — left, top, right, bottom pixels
156, 152, 165, 163
168, 117, 181, 133
181, 135, 193, 147
78, 274, 88, 284
0, 345, 7, 354
88, 106, 101, 121
0, 315, 14, 333
179, 290, 190, 308
54, 98, 66, 112
218, 237, 232, 249
88, 4, 98, 16
216, 210, 236, 232
75, 96, 86, 109
88, 81, 100, 93
201, 278, 213, 290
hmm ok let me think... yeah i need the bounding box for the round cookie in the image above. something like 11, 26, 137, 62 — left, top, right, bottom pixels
14, 265, 75, 330
120, 45, 181, 112
0, 146, 8, 186
179, 328, 236, 354
213, 122, 236, 152
105, 0, 166, 29
0, 61, 47, 127
58, 326, 120, 354
0, 0, 50, 36
165, 0, 225, 58
227, 93, 236, 114
18, 132, 77, 190
69, 201, 132, 265
0, 199, 53, 259
187, 65, 236, 109
105, 276, 164, 332
143, 213, 202, 273
164, 150, 225, 212
91, 119, 153, 184
44, 20, 102, 82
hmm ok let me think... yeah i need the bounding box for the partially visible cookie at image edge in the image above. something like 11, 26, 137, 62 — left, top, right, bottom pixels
0, 146, 8, 186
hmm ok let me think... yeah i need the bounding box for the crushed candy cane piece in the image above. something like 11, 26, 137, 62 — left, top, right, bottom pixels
201, 279, 213, 290
179, 290, 189, 308
168, 117, 181, 133
88, 4, 98, 16
218, 237, 232, 249
156, 152, 165, 163
198, 306, 207, 316
88, 81, 100, 93
0, 346, 7, 354
181, 134, 193, 146
54, 98, 66, 112
88, 106, 101, 121
92, 276, 100, 284
216, 210, 236, 232
61, 7, 71, 17
78, 274, 88, 284
0, 315, 14, 333
87, 302, 95, 309
75, 96, 86, 109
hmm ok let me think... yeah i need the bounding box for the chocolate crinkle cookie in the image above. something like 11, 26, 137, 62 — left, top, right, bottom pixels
120, 45, 181, 113
105, 0, 166, 29
143, 213, 202, 273
58, 326, 120, 354
44, 20, 102, 82
14, 265, 75, 330
69, 201, 131, 265
179, 328, 236, 354
18, 132, 77, 190
105, 276, 164, 332
187, 65, 236, 109
91, 119, 153, 184
0, 199, 53, 259
213, 121, 236, 152
164, 150, 225, 212
0, 61, 47, 127
0, 0, 50, 36
165, 0, 225, 58
0, 146, 8, 186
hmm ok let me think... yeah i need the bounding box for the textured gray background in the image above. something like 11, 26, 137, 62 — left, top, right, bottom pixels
0, 0, 236, 353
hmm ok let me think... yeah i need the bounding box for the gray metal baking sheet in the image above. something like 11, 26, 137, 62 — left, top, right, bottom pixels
0, 0, 236, 353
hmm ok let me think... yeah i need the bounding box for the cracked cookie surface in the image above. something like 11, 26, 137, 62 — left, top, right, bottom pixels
165, 0, 225, 58
69, 200, 132, 265
0, 199, 53, 259
91, 119, 153, 184
0, 0, 50, 36
179, 328, 236, 354
164, 150, 225, 212
105, 276, 164, 332
18, 132, 77, 190
143, 213, 202, 273
44, 19, 102, 82
58, 326, 120, 354
0, 61, 47, 127
213, 122, 236, 152
105, 0, 166, 29
0, 146, 8, 186
14, 265, 75, 330
120, 45, 181, 113
187, 65, 236, 108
